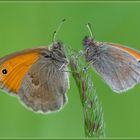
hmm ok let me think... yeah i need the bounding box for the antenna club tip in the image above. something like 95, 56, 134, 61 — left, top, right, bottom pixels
62, 19, 66, 22
86, 23, 91, 26
52, 19, 66, 42
85, 23, 89, 27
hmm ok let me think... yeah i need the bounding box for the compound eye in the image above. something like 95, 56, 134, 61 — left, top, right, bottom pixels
53, 44, 59, 49
53, 42, 62, 50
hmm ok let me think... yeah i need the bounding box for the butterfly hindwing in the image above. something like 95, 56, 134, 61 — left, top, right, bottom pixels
18, 56, 69, 112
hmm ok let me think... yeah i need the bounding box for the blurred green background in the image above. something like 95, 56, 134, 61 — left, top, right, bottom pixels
0, 2, 140, 138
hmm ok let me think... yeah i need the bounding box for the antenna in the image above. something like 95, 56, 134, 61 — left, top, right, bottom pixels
52, 19, 66, 42
86, 23, 95, 39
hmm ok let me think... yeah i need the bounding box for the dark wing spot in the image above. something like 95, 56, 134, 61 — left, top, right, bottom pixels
32, 79, 39, 86
2, 69, 8, 75
44, 55, 51, 58
29, 73, 40, 86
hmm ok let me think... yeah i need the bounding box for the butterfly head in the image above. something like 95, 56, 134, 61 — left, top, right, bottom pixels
84, 23, 95, 46
83, 36, 95, 62
52, 41, 62, 50
83, 36, 95, 48
83, 23, 101, 62
48, 41, 68, 69
46, 19, 68, 70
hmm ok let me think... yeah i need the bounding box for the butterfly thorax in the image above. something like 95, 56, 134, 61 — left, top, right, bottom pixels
41, 41, 68, 70
83, 36, 101, 62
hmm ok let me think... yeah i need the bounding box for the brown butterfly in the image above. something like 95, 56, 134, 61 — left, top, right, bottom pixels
83, 23, 140, 93
0, 19, 69, 113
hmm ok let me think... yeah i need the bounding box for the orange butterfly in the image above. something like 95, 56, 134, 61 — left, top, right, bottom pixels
0, 19, 69, 113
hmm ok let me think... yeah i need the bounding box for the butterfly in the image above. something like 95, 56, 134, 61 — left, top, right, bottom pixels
83, 23, 140, 93
0, 19, 69, 113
